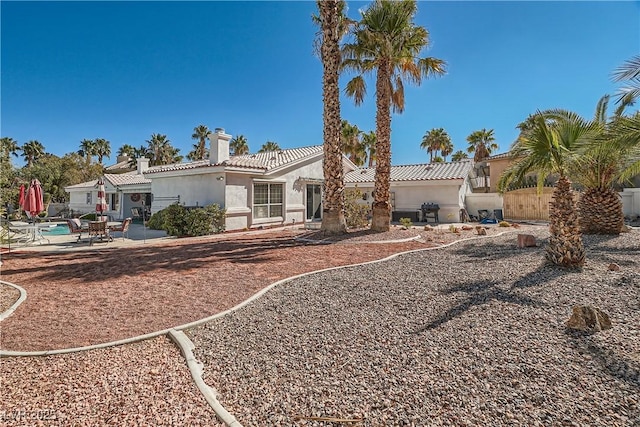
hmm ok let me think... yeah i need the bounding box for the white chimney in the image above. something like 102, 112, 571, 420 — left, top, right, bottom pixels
137, 157, 149, 175
209, 127, 232, 165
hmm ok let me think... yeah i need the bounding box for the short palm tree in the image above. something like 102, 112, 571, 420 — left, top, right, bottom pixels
1, 137, 20, 163
451, 150, 468, 162
466, 128, 498, 161
22, 140, 45, 167
191, 125, 212, 160
498, 110, 599, 268
230, 135, 249, 156
258, 141, 280, 153
146, 134, 181, 166
343, 0, 445, 231
317, 0, 348, 234
421, 128, 451, 163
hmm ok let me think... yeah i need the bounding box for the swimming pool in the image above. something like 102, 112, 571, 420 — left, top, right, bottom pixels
40, 223, 70, 235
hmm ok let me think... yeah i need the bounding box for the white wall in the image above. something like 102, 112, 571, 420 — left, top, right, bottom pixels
622, 188, 640, 217
465, 193, 503, 219
151, 173, 225, 213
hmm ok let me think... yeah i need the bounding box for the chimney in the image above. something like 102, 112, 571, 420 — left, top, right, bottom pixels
209, 127, 231, 165
137, 157, 149, 175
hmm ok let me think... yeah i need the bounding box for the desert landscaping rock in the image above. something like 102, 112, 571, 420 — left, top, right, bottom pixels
0, 282, 21, 315
189, 230, 640, 426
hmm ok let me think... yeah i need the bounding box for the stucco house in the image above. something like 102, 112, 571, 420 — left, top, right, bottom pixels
142, 129, 357, 230
344, 160, 475, 223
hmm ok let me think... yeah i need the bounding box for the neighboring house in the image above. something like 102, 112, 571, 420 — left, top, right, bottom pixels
64, 160, 152, 220
105, 155, 135, 174
143, 129, 357, 231
344, 160, 475, 223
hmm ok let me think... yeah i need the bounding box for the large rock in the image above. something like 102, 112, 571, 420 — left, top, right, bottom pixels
517, 234, 537, 248
566, 306, 612, 333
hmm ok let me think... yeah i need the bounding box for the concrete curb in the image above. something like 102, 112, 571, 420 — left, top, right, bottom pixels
168, 329, 243, 427
295, 235, 422, 245
0, 280, 27, 322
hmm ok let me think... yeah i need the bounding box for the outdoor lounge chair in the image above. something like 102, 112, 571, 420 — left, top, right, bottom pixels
109, 217, 132, 241
88, 221, 112, 245
66, 218, 85, 242
1, 219, 32, 245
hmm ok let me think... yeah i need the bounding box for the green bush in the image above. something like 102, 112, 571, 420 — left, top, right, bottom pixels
344, 188, 370, 229
148, 203, 226, 237
498, 220, 511, 227
399, 217, 413, 229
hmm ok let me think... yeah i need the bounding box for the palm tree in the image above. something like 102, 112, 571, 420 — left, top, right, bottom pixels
230, 135, 250, 156
191, 125, 212, 160
78, 139, 96, 165
341, 120, 366, 166
343, 0, 446, 231
117, 144, 136, 158
94, 138, 111, 165
466, 128, 498, 162
361, 131, 377, 167
612, 54, 640, 103
498, 110, 599, 268
573, 95, 635, 234
317, 0, 348, 234
420, 128, 451, 163
451, 150, 468, 162
22, 140, 45, 167
258, 141, 281, 152
0, 137, 20, 162
146, 133, 181, 166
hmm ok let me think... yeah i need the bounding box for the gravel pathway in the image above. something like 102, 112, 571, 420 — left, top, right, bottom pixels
0, 282, 20, 315
189, 230, 640, 426
0, 336, 222, 426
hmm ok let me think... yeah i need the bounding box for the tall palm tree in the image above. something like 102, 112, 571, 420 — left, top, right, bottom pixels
0, 137, 20, 162
317, 0, 348, 234
117, 144, 136, 158
191, 125, 212, 160
94, 138, 111, 165
230, 135, 250, 156
361, 131, 377, 167
451, 150, 469, 162
22, 140, 45, 167
498, 110, 599, 268
420, 128, 451, 163
146, 133, 181, 166
258, 141, 281, 153
341, 120, 366, 166
78, 139, 96, 165
612, 54, 640, 103
343, 0, 445, 231
466, 128, 498, 161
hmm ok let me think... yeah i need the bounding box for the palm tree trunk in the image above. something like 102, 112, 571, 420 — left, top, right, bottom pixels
546, 176, 585, 268
578, 188, 624, 235
371, 62, 392, 232
319, 0, 347, 235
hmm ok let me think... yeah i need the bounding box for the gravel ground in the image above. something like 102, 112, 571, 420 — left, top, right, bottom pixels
0, 282, 20, 315
0, 336, 222, 426
189, 229, 640, 426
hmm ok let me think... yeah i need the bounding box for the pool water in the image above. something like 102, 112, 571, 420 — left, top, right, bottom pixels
41, 223, 70, 235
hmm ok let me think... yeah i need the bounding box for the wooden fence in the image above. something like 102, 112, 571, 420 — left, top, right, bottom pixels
503, 187, 554, 221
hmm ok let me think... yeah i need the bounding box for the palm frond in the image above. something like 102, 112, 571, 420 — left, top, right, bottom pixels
345, 76, 367, 106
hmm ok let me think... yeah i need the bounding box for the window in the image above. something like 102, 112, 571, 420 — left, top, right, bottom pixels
86, 192, 92, 204
110, 193, 120, 211
253, 183, 283, 219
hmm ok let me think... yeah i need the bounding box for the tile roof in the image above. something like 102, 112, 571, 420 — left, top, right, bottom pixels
345, 160, 473, 183
144, 145, 324, 175
105, 159, 134, 171
486, 152, 513, 161
65, 172, 151, 190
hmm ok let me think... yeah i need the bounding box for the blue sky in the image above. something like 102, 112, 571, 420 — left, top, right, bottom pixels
2, 1, 639, 167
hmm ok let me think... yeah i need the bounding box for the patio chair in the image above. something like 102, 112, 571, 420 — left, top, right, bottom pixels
109, 217, 132, 241
131, 207, 144, 223
66, 218, 85, 242
88, 221, 112, 245
1, 219, 31, 245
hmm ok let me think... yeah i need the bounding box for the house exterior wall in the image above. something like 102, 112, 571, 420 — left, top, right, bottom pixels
487, 157, 512, 193
465, 193, 504, 219
345, 179, 468, 223
67, 184, 120, 219
150, 173, 225, 213
621, 188, 640, 217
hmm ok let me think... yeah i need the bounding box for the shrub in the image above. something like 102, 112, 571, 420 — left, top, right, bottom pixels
399, 217, 413, 229
344, 188, 370, 229
149, 203, 226, 237
449, 224, 460, 233
498, 221, 511, 227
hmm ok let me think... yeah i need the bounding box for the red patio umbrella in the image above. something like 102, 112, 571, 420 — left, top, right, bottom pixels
95, 178, 108, 221
21, 179, 44, 218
